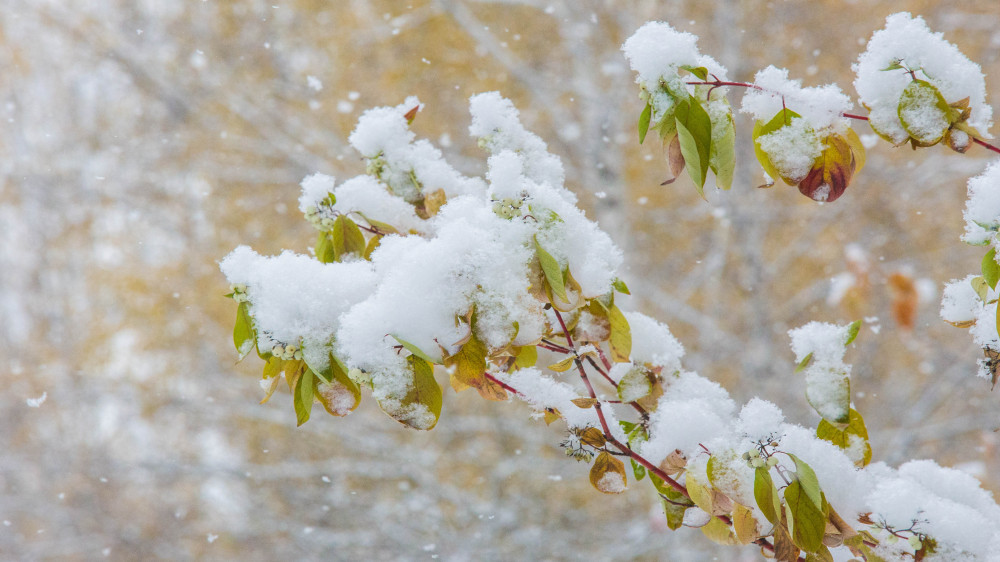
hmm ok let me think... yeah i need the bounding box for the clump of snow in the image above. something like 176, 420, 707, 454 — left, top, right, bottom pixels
854, 12, 992, 144
501, 368, 603, 435
596, 471, 627, 493
621, 22, 730, 134
756, 117, 824, 183
298, 173, 336, 214
330, 175, 423, 233
962, 161, 1000, 245
621, 22, 700, 87
736, 398, 784, 442
866, 460, 1000, 558
788, 322, 852, 422
219, 246, 378, 370
469, 92, 564, 188
474, 95, 623, 297
349, 97, 486, 203
623, 311, 684, 373
741, 65, 853, 130
641, 372, 735, 462
940, 274, 981, 326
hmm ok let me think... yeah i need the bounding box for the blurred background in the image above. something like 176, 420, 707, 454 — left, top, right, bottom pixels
2, 0, 999, 560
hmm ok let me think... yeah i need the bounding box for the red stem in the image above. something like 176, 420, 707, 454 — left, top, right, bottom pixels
484, 372, 521, 396
973, 136, 1000, 155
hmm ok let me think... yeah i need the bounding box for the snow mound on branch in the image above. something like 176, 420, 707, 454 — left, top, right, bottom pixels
854, 12, 992, 144
741, 65, 853, 131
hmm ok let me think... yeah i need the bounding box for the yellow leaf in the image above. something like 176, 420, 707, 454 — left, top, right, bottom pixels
607, 304, 631, 362
571, 397, 598, 409
579, 427, 606, 448
701, 516, 738, 546
589, 451, 627, 494
422, 188, 447, 217
733, 503, 759, 545
543, 408, 561, 425
548, 356, 576, 372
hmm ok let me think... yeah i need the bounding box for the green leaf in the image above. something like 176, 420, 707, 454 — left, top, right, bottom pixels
315, 232, 336, 263
617, 367, 652, 402
382, 355, 442, 430
638, 102, 652, 145
391, 335, 442, 365
294, 367, 316, 426
709, 108, 736, 190
681, 65, 709, 81
607, 304, 632, 362
783, 479, 825, 553
674, 99, 713, 196
845, 320, 862, 346
630, 458, 646, 482
233, 301, 255, 360
898, 79, 952, 146
972, 275, 990, 303
534, 235, 569, 303
612, 277, 630, 295
794, 352, 813, 373
786, 454, 823, 509
881, 60, 904, 71
804, 545, 835, 562
661, 497, 687, 530
983, 248, 1000, 289
444, 332, 488, 389
514, 345, 537, 369
817, 409, 872, 467
331, 215, 366, 260
754, 466, 782, 525
752, 108, 801, 185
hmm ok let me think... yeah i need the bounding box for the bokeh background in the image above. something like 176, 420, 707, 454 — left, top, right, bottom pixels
2, 0, 1000, 560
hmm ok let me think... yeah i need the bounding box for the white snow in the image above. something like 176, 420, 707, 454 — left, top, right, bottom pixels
741, 65, 853, 130
854, 12, 992, 144
962, 161, 1000, 245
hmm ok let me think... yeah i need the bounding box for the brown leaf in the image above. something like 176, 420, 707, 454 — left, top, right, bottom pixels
798, 134, 856, 202
475, 375, 509, 401
403, 105, 419, 124
571, 397, 598, 409
579, 426, 606, 448
661, 133, 685, 186
888, 271, 917, 330
658, 449, 688, 475
773, 516, 800, 562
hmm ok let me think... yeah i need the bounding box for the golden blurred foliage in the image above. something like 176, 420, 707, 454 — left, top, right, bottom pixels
2, 0, 999, 559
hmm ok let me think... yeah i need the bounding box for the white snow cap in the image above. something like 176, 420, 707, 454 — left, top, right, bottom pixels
298, 173, 336, 214
854, 12, 992, 144
219, 246, 378, 366
621, 22, 701, 86
741, 65, 853, 130
962, 160, 1000, 245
